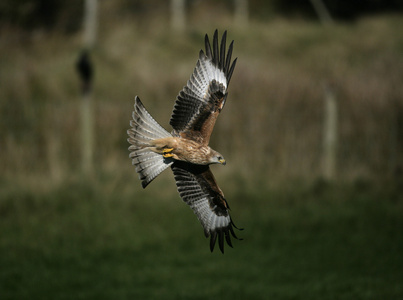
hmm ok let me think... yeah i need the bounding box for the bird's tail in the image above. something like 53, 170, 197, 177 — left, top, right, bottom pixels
127, 96, 173, 188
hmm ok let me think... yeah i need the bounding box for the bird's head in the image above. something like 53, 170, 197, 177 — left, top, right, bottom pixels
210, 150, 226, 165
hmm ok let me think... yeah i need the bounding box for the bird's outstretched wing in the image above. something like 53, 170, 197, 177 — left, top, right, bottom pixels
171, 160, 241, 253
170, 30, 237, 145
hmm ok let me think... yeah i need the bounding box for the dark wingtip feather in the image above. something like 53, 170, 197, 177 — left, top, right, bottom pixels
224, 230, 233, 248
210, 231, 217, 252
205, 34, 212, 60
225, 40, 234, 75
219, 31, 227, 70
227, 57, 237, 85
231, 219, 244, 231
212, 29, 219, 66
141, 180, 148, 189
204, 30, 236, 85
218, 231, 224, 253
208, 221, 242, 253
229, 220, 244, 241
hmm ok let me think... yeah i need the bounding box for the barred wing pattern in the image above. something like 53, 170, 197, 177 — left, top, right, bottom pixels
170, 30, 237, 145
172, 161, 241, 253
128, 97, 174, 188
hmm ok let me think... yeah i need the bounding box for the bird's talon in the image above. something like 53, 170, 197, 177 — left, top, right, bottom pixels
163, 153, 174, 158
163, 147, 174, 153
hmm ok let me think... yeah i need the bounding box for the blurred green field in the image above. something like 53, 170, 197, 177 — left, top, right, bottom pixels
1, 177, 402, 299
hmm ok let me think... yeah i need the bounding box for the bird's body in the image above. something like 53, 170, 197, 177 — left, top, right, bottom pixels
127, 30, 241, 253
147, 137, 221, 165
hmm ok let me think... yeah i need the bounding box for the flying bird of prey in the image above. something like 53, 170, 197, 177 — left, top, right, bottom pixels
127, 30, 241, 253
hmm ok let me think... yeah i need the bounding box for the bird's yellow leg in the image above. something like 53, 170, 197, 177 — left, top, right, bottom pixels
163, 147, 174, 158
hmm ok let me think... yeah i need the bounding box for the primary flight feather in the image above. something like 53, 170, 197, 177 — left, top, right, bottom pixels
127, 30, 241, 253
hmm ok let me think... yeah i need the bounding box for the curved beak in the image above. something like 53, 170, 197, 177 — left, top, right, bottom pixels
219, 158, 226, 165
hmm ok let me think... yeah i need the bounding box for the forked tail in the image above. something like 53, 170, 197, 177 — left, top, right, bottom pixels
127, 96, 173, 188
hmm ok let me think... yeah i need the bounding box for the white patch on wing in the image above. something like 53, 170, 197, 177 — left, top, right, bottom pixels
188, 54, 227, 104
173, 165, 231, 236
189, 197, 231, 235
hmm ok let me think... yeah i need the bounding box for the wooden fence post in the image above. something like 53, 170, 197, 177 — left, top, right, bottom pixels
234, 0, 248, 27
171, 0, 185, 32
79, 0, 97, 176
323, 84, 338, 180
309, 0, 334, 26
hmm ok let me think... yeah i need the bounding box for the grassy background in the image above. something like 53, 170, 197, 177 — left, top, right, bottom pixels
1, 2, 403, 298
1, 177, 402, 299
1, 13, 403, 182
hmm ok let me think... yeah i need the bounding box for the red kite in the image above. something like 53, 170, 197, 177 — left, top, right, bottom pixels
127, 30, 241, 253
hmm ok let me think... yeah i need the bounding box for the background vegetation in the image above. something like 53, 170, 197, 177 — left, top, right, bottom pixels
1, 1, 402, 298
